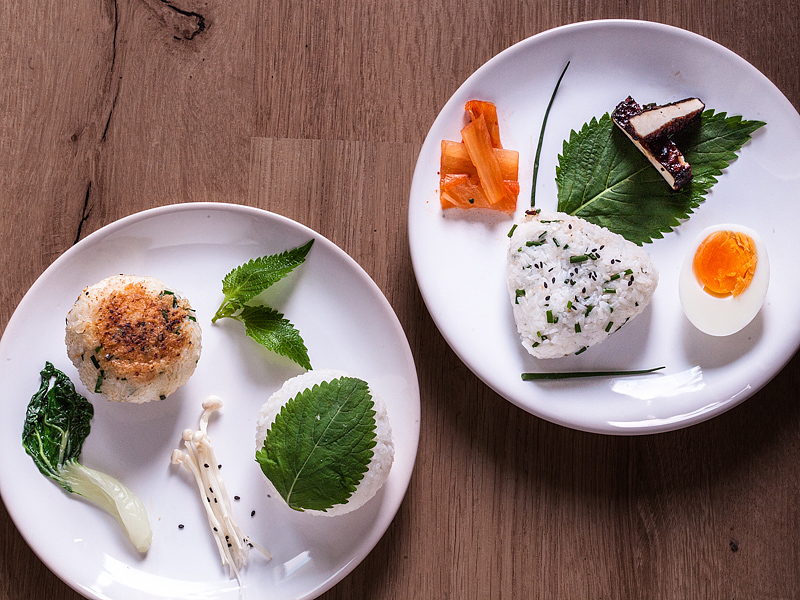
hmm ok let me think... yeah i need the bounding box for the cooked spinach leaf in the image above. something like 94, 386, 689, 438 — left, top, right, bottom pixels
22, 362, 151, 552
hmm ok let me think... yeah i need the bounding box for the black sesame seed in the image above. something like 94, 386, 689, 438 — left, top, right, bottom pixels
213, 527, 218, 532
218, 464, 222, 469
178, 524, 184, 529
214, 498, 218, 503
234, 496, 240, 501
251, 510, 256, 517
204, 463, 209, 468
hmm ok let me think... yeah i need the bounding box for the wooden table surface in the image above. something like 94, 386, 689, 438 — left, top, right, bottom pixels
2, 1, 799, 598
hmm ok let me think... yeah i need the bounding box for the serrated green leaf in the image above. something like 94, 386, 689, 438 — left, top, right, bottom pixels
556, 110, 765, 244
255, 377, 376, 511
221, 239, 314, 305
237, 305, 311, 370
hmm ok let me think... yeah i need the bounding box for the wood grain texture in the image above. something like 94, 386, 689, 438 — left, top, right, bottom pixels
1, 0, 799, 598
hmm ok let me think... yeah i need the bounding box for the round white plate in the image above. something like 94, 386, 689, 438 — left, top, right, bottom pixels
409, 19, 800, 434
0, 203, 419, 599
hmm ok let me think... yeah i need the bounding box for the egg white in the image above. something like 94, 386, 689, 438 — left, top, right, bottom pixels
678, 224, 769, 336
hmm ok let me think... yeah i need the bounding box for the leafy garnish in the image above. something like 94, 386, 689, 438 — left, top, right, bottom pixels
220, 240, 314, 307
213, 240, 313, 370
22, 362, 151, 552
238, 306, 312, 371
555, 110, 765, 244
256, 377, 376, 512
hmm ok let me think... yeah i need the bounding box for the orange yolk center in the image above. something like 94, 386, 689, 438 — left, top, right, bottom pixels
692, 230, 757, 297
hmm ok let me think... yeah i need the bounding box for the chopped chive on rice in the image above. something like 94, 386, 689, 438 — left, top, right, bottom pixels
507, 210, 658, 359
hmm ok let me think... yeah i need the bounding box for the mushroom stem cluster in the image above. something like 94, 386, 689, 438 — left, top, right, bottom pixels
171, 396, 270, 585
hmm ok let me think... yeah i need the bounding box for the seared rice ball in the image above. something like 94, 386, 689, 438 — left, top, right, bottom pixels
65, 275, 201, 403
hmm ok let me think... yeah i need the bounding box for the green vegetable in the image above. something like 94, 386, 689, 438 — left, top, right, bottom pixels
256, 377, 376, 512
22, 362, 151, 552
556, 111, 765, 244
531, 61, 570, 207
212, 240, 313, 370
521, 366, 665, 380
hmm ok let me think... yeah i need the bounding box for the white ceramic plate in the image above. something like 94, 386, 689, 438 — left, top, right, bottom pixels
0, 203, 419, 599
409, 19, 800, 434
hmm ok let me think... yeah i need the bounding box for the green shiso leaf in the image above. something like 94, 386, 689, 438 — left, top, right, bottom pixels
217, 239, 314, 312
555, 110, 765, 245
237, 305, 312, 371
256, 377, 376, 512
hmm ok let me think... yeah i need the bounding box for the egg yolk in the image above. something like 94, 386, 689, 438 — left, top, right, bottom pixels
692, 230, 757, 296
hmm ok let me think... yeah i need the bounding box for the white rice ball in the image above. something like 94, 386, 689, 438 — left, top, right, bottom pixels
65, 275, 202, 403
507, 210, 658, 358
255, 369, 394, 516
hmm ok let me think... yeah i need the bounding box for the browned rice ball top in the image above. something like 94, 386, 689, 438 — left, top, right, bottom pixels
93, 282, 192, 383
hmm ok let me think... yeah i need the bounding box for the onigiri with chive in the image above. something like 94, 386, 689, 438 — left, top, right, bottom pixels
507, 209, 658, 358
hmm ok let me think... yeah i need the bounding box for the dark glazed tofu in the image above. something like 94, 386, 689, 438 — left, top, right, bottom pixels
629, 98, 704, 141
612, 96, 702, 190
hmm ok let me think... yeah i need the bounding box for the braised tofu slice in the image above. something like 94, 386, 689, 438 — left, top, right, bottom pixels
612, 96, 698, 190
629, 98, 704, 141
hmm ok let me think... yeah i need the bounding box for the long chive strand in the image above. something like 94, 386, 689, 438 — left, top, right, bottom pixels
521, 366, 665, 380
531, 61, 570, 207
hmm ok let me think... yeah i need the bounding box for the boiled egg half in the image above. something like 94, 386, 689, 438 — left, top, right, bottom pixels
678, 224, 769, 336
